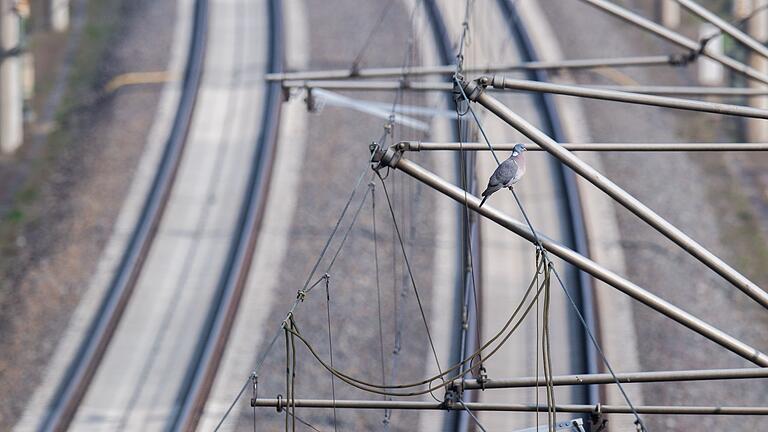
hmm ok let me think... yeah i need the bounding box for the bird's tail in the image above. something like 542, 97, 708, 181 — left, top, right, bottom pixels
479, 196, 488, 208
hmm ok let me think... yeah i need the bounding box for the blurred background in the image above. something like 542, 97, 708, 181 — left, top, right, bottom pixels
1, 0, 768, 431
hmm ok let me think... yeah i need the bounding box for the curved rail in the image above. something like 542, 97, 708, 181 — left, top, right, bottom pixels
40, 0, 209, 430
424, 1, 599, 431
169, 0, 284, 430
422, 2, 482, 431
498, 0, 600, 408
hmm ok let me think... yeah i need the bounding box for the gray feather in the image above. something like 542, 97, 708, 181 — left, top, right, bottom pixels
482, 158, 518, 196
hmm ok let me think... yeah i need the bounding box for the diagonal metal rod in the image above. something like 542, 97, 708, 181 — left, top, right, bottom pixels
592, 85, 768, 97
398, 141, 768, 152
484, 76, 768, 119
463, 80, 768, 309
252, 398, 768, 415
455, 367, 768, 389
672, 0, 768, 62
370, 146, 768, 366
265, 55, 677, 81
578, 0, 768, 85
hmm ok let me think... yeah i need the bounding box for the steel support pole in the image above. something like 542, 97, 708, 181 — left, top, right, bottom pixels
371, 147, 768, 366
252, 398, 768, 415
464, 80, 768, 310
578, 0, 768, 86
0, 0, 23, 154
456, 367, 768, 389
401, 141, 768, 152
673, 0, 768, 62
487, 76, 768, 119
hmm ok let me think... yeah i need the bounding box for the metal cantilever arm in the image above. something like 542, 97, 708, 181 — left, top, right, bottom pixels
578, 0, 768, 86
483, 75, 768, 119
461, 77, 768, 310
371, 145, 768, 366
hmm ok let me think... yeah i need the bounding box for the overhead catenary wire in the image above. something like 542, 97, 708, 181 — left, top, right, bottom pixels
281, 261, 548, 397
213, 161, 375, 431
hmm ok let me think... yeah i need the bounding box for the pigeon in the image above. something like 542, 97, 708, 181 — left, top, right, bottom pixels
479, 143, 527, 207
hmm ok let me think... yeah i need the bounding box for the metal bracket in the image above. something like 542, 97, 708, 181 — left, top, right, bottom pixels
441, 381, 463, 410
275, 394, 283, 413
590, 403, 608, 432
369, 142, 403, 170
458, 76, 487, 101
249, 374, 259, 407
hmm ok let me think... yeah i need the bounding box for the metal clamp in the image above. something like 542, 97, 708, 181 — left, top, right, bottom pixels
369, 142, 403, 171
442, 382, 463, 410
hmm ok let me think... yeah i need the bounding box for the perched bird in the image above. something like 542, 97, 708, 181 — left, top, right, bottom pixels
479, 143, 527, 207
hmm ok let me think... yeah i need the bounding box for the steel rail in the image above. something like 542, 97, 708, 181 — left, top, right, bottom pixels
455, 367, 768, 389
465, 80, 768, 309
485, 76, 768, 119
169, 0, 284, 430
421, 1, 477, 430
370, 147, 768, 366
673, 0, 768, 62
252, 398, 768, 415
264, 55, 675, 81
39, 0, 209, 430
578, 0, 768, 85
399, 141, 768, 151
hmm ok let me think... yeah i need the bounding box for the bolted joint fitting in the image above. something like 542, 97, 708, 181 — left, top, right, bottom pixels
459, 77, 487, 101
370, 142, 403, 170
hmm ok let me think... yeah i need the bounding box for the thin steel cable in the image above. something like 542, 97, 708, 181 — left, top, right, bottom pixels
304, 161, 373, 287
350, 0, 397, 72
284, 272, 548, 398
458, 398, 488, 432
324, 276, 339, 432
453, 75, 501, 165
454, 77, 566, 426
370, 182, 389, 424
213, 160, 375, 431
289, 412, 325, 432
285, 325, 291, 432
376, 171, 444, 379
551, 266, 647, 432
281, 257, 546, 396
291, 317, 298, 432
324, 178, 374, 275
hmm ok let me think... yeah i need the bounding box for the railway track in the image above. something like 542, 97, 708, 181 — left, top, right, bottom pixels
40, 0, 209, 429
39, 1, 592, 430
170, 0, 284, 429
37, 0, 284, 430
424, 1, 599, 429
